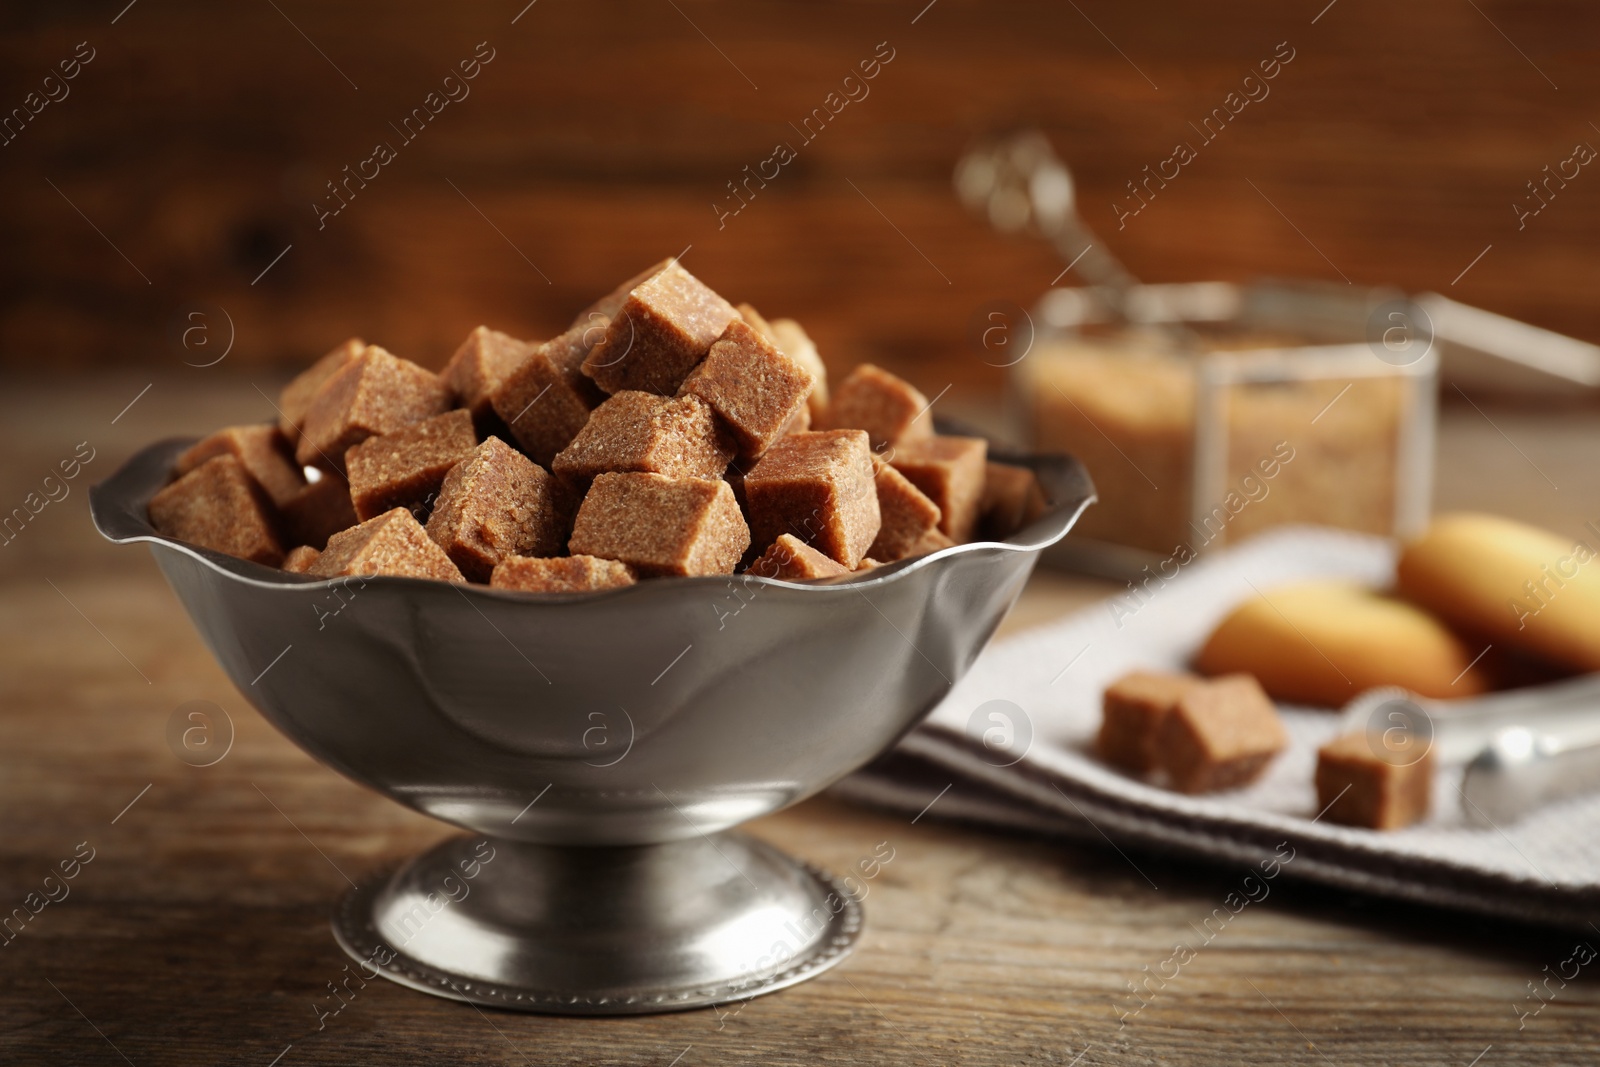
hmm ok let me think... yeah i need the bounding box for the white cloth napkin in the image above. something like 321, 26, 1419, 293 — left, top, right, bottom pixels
835, 526, 1600, 929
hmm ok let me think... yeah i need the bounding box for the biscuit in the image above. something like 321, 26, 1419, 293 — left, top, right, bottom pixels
1396, 512, 1600, 673
1194, 580, 1491, 707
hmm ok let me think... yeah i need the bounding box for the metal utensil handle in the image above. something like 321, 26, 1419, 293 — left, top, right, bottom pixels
1341, 674, 1600, 764
953, 129, 1194, 344
1443, 672, 1600, 723
953, 133, 1134, 302
1462, 726, 1600, 827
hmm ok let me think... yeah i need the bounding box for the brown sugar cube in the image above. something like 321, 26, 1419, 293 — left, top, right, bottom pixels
818, 363, 933, 450
569, 472, 750, 577
1315, 732, 1434, 830
426, 437, 563, 582
546, 471, 586, 547
744, 430, 881, 568
889, 435, 988, 543
295, 345, 452, 471
781, 399, 811, 436
581, 260, 739, 395
679, 318, 814, 459
979, 462, 1050, 540
442, 326, 530, 429
281, 545, 322, 574
281, 472, 357, 550
1156, 674, 1288, 794
735, 302, 775, 338
490, 554, 637, 593
278, 338, 363, 441
553, 391, 733, 484
176, 424, 305, 508
573, 258, 676, 326
1098, 672, 1205, 774
148, 455, 284, 566
855, 558, 883, 571
345, 409, 479, 521
748, 533, 850, 581
740, 305, 830, 422
904, 528, 955, 557
723, 459, 750, 507
309, 507, 464, 582
867, 456, 942, 562
768, 319, 828, 422
490, 319, 609, 468
723, 460, 759, 572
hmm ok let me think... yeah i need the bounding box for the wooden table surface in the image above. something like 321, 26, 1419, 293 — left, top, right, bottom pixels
2, 377, 1598, 1066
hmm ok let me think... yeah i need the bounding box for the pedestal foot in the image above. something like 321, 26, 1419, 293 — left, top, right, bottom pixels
331, 831, 862, 1014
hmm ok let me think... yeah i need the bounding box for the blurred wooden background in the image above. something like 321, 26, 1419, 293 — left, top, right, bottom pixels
3, 0, 1600, 390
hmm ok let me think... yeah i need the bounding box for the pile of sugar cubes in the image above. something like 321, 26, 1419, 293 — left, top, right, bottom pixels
147, 259, 1050, 592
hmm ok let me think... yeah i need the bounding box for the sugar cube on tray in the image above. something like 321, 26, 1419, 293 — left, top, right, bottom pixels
278, 338, 363, 442
281, 473, 357, 551
748, 534, 848, 581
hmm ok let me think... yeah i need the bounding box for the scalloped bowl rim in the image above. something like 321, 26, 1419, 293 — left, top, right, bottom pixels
93, 435, 1096, 604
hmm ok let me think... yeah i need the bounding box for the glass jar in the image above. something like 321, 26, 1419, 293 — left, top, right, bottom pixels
1014, 280, 1437, 560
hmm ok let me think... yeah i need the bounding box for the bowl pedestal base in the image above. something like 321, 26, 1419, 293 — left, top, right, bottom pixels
330, 832, 862, 1015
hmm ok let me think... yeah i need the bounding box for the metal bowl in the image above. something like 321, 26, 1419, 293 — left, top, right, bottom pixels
92, 437, 1092, 1014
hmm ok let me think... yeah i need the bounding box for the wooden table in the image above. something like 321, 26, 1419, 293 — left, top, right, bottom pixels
2, 378, 1597, 1066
